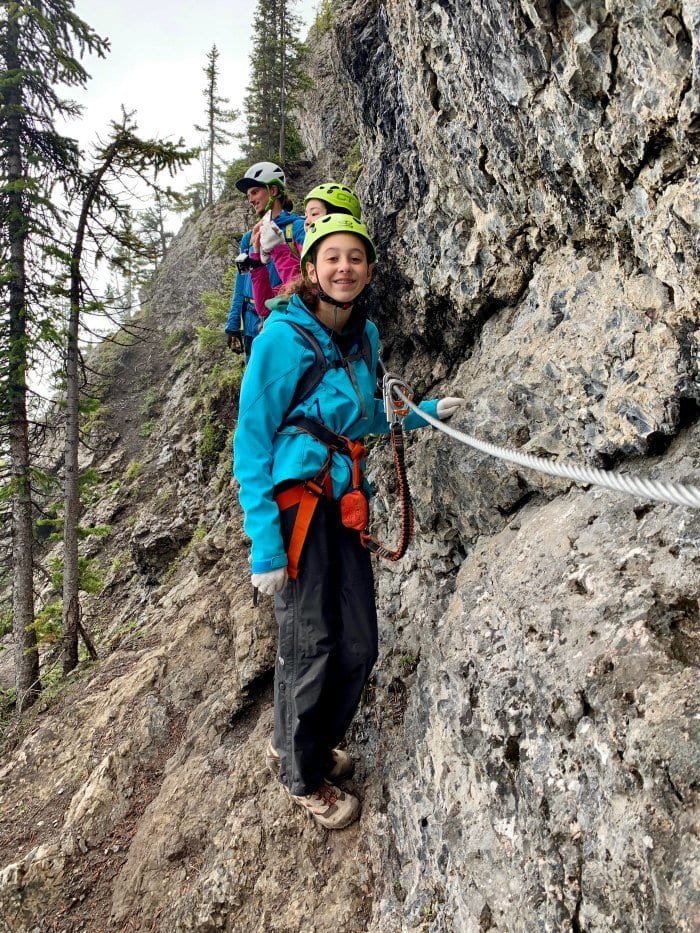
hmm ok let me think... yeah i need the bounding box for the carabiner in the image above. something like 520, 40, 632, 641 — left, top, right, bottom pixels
382, 372, 412, 424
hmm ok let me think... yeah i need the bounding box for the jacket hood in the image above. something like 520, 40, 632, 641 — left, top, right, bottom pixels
264, 292, 368, 352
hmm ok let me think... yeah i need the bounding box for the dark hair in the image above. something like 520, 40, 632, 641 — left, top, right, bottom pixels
315, 199, 351, 217
279, 274, 318, 309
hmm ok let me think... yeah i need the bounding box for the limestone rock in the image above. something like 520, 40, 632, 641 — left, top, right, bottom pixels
1, 2, 698, 931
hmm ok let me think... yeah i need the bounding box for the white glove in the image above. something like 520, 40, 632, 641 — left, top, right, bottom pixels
259, 213, 285, 264
436, 397, 464, 420
252, 568, 288, 596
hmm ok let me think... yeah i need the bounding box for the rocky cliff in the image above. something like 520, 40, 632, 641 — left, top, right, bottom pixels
1, 1, 698, 931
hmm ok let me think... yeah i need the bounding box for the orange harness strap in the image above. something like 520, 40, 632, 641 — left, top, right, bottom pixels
275, 474, 332, 579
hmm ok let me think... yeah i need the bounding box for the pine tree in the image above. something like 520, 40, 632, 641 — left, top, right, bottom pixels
0, 0, 108, 710
194, 45, 239, 206
243, 0, 310, 163
62, 112, 195, 673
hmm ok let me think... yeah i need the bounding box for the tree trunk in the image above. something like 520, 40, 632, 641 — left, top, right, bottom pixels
278, 1, 287, 162
6, 14, 41, 709
62, 265, 81, 674
63, 147, 115, 674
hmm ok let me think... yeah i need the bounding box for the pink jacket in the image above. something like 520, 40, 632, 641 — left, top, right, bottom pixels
250, 241, 302, 319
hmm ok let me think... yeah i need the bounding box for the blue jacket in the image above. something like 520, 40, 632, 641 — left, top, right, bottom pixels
273, 210, 306, 255
225, 231, 257, 338
233, 293, 439, 573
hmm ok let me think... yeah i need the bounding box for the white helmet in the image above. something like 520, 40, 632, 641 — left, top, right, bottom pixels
235, 161, 286, 193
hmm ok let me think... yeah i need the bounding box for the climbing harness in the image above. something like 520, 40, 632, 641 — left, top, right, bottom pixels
275, 403, 415, 577
272, 322, 416, 578
383, 380, 700, 511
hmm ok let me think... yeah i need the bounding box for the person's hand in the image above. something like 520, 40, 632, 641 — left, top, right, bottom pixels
252, 568, 288, 596
436, 397, 464, 420
227, 331, 243, 354
259, 218, 285, 263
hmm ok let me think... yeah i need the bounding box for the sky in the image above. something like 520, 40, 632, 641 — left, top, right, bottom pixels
70, 0, 321, 196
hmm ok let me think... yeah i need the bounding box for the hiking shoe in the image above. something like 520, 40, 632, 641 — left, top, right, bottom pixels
289, 780, 360, 830
265, 741, 354, 781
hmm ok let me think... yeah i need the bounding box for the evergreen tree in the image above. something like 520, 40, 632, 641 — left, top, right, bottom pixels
243, 0, 310, 163
62, 112, 195, 673
194, 45, 239, 206
0, 0, 108, 710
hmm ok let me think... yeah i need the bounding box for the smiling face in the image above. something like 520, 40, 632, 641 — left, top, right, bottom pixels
246, 184, 277, 217
304, 198, 327, 230
305, 232, 374, 304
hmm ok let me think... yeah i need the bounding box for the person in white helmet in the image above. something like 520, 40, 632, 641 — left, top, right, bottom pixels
225, 162, 306, 358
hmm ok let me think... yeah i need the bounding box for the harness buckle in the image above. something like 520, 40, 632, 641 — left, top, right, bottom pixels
303, 478, 325, 498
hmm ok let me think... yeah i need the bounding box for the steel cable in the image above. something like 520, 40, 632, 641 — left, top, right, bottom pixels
387, 381, 700, 510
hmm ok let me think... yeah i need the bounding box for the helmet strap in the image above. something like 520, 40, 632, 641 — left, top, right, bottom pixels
316, 283, 365, 311
263, 184, 283, 215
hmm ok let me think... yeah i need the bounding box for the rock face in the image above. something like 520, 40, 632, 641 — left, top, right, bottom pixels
1, 2, 698, 932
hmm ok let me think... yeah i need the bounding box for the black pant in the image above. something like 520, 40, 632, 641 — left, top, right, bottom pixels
273, 496, 378, 795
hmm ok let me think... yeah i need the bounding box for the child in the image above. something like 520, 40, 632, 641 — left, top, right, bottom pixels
302, 182, 362, 229
233, 214, 461, 829
249, 182, 363, 316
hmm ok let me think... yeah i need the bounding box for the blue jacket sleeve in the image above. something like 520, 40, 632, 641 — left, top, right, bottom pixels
225, 231, 252, 334
233, 328, 308, 572
291, 216, 306, 250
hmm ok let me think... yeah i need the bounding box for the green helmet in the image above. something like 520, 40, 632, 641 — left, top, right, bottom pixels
301, 214, 377, 273
304, 183, 362, 221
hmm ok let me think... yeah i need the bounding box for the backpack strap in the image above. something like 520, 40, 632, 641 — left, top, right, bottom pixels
284, 321, 328, 413
283, 223, 300, 259
282, 320, 374, 417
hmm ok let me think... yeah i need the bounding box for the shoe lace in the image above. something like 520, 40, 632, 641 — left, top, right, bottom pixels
317, 783, 338, 806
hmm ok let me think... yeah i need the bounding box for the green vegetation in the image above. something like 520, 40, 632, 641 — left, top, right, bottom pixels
124, 460, 143, 481
110, 552, 128, 575
311, 0, 336, 35
80, 395, 108, 433
195, 45, 239, 207
197, 267, 237, 351
202, 267, 236, 325
30, 601, 62, 647
345, 139, 363, 184
164, 326, 192, 350
0, 607, 12, 639
199, 415, 229, 465
138, 387, 161, 417
241, 0, 311, 163
48, 554, 105, 596
208, 230, 233, 258
196, 325, 224, 353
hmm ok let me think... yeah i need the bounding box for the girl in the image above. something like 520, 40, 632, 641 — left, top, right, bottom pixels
249, 182, 363, 316
233, 214, 461, 829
